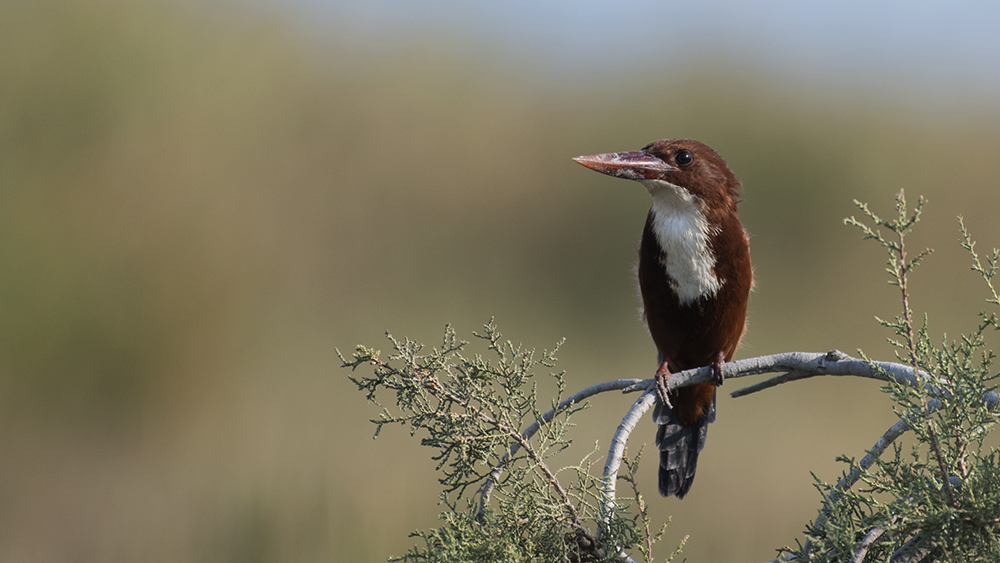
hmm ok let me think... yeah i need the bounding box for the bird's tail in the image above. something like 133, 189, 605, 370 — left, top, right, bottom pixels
652, 395, 716, 498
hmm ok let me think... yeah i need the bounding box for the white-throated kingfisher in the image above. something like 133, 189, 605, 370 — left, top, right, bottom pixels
573, 139, 752, 498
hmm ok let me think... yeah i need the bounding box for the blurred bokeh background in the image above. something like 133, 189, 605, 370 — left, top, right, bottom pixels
3, 0, 1000, 561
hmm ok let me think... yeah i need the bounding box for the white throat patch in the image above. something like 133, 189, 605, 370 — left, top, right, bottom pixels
640, 179, 722, 304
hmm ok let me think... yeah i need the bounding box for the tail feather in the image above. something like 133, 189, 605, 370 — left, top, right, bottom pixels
653, 396, 715, 498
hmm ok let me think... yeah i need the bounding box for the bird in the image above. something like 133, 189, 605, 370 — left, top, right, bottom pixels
572, 139, 752, 498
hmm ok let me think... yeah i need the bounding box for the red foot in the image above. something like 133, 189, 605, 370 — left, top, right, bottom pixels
655, 360, 672, 406
712, 352, 725, 386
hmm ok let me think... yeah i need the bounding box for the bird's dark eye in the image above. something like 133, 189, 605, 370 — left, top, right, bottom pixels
674, 150, 693, 166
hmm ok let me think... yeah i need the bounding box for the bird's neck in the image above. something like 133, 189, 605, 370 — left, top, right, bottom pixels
640, 179, 723, 305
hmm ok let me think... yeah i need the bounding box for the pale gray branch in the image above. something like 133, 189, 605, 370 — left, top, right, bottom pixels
476, 378, 646, 518
830, 419, 909, 506
890, 532, 932, 563
726, 350, 940, 398
852, 526, 886, 563
600, 388, 657, 563
601, 388, 659, 528
801, 418, 909, 556
586, 350, 944, 400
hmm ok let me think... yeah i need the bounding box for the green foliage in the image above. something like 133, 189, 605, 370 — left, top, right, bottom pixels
785, 192, 1000, 562
340, 321, 666, 562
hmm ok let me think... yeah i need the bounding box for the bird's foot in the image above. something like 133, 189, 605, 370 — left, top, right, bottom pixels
655, 361, 672, 406
711, 352, 725, 386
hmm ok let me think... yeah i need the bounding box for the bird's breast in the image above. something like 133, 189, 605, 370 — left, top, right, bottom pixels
641, 180, 722, 305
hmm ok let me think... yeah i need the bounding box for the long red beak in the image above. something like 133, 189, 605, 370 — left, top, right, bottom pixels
572, 150, 674, 181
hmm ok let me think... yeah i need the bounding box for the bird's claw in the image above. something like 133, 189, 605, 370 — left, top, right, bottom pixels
655, 361, 672, 406
711, 352, 725, 386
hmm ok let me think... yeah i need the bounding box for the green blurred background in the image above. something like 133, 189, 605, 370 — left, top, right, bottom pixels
3, 0, 1000, 561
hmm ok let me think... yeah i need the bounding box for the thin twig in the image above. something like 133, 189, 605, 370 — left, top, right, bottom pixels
511, 431, 594, 540
895, 204, 920, 368
620, 445, 655, 562
956, 436, 969, 478
926, 420, 958, 508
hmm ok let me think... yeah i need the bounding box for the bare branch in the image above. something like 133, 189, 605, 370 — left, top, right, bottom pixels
889, 532, 932, 563
725, 350, 941, 397
476, 378, 646, 517
601, 388, 659, 530
801, 418, 909, 558
852, 526, 886, 563
839, 419, 909, 498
